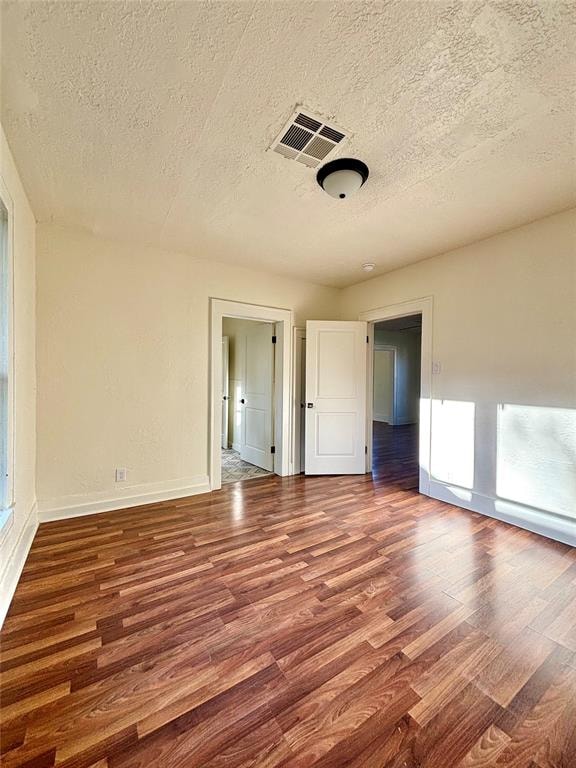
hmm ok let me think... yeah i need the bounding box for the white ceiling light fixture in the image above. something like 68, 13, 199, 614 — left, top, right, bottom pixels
317, 158, 369, 199
362, 263, 376, 272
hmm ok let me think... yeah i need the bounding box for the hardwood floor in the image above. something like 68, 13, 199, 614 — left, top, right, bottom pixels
372, 421, 419, 490
1, 464, 575, 766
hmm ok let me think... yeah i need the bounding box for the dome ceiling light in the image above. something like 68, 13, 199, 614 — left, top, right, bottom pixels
316, 158, 369, 199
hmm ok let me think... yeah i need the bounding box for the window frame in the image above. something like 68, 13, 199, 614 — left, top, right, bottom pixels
0, 175, 15, 534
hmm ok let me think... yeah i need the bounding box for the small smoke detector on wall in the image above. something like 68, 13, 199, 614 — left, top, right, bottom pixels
269, 108, 350, 168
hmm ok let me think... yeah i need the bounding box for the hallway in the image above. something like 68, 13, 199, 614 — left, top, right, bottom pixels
372, 421, 419, 491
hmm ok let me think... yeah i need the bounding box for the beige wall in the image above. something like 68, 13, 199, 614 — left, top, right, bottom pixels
374, 328, 421, 425
25, 193, 576, 543
36, 211, 576, 541
36, 224, 339, 510
373, 349, 394, 424
0, 125, 37, 622
342, 208, 576, 540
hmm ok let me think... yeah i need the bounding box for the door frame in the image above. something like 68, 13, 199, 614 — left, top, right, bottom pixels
373, 344, 397, 425
360, 297, 433, 495
0, 178, 14, 515
210, 298, 293, 490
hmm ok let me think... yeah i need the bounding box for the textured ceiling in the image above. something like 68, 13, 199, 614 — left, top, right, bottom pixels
1, 1, 575, 287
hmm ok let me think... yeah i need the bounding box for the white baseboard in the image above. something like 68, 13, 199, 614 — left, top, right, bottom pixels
38, 474, 210, 522
429, 479, 576, 547
0, 500, 39, 628
232, 442, 241, 453
373, 415, 416, 426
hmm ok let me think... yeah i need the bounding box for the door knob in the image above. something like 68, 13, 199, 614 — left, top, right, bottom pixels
240, 398, 245, 404
307, 403, 314, 408
222, 396, 229, 401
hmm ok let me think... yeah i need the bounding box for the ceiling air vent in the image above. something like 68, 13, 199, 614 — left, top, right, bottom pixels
269, 109, 350, 168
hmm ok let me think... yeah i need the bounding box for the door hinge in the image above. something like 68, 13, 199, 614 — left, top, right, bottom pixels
271, 446, 276, 454
272, 335, 277, 344
365, 445, 368, 454
366, 336, 369, 343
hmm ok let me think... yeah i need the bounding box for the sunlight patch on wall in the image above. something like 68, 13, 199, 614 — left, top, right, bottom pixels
431, 399, 475, 489
419, 398, 431, 479
497, 404, 576, 518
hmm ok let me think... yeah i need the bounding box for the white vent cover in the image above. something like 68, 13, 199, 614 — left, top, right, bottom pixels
269, 109, 350, 168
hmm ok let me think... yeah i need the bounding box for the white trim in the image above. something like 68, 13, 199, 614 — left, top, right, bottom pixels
38, 474, 210, 522
373, 412, 416, 426
360, 297, 433, 495
395, 416, 417, 426
0, 174, 15, 516
272, 320, 282, 472
429, 479, 576, 547
0, 506, 14, 546
210, 299, 293, 490
0, 500, 38, 628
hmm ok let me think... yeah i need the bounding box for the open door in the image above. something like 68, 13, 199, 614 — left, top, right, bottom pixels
240, 322, 274, 471
221, 336, 229, 449
305, 320, 367, 475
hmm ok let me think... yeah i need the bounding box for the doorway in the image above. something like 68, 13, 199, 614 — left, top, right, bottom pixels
360, 297, 432, 495
221, 317, 275, 484
210, 299, 292, 491
371, 313, 422, 489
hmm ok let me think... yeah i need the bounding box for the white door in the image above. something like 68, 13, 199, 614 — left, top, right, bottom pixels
292, 329, 306, 474
305, 321, 367, 475
299, 336, 306, 472
240, 323, 274, 471
221, 337, 229, 449
373, 348, 395, 424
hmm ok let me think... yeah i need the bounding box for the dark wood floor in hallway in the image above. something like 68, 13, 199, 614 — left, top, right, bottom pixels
372, 420, 419, 490
1, 453, 575, 766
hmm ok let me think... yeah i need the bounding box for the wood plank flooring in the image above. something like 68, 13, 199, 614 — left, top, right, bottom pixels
1, 430, 575, 767
372, 421, 419, 489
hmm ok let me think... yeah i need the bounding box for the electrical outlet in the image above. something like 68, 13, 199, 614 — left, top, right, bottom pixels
115, 468, 127, 482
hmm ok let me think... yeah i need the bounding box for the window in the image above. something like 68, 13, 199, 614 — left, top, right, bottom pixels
0, 193, 12, 522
